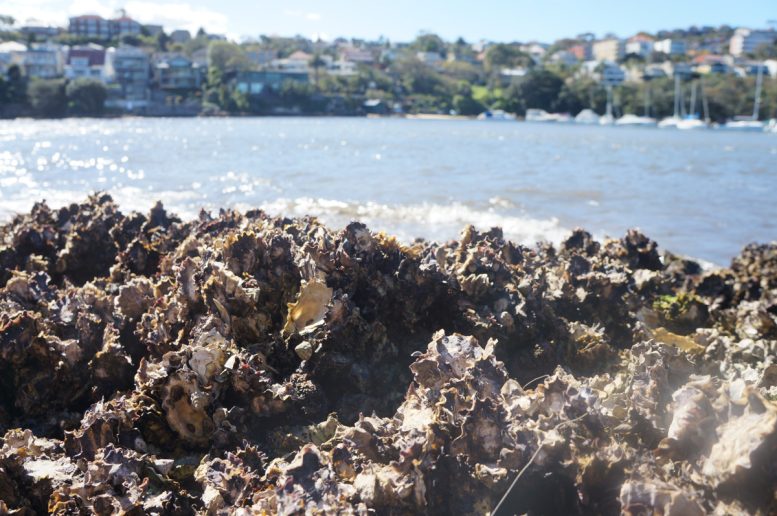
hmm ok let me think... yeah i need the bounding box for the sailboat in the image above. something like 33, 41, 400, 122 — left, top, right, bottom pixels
574, 109, 600, 124
599, 84, 615, 125
658, 74, 683, 129
677, 80, 709, 130
724, 63, 766, 132
616, 80, 657, 126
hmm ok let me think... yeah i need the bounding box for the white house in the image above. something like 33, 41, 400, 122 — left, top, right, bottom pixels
653, 39, 687, 56
729, 28, 777, 56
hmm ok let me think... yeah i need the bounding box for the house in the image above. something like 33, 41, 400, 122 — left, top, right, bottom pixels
691, 55, 732, 75
550, 50, 579, 66
191, 48, 208, 67
568, 44, 592, 61
416, 51, 444, 69
626, 35, 654, 58
339, 46, 374, 64
153, 54, 204, 91
600, 61, 625, 85
20, 25, 60, 40
112, 16, 142, 37
143, 25, 164, 37
271, 51, 314, 72
729, 28, 777, 56
21, 43, 64, 78
592, 39, 625, 62
68, 15, 112, 40
68, 14, 142, 40
246, 50, 277, 68
578, 60, 624, 85
328, 59, 358, 76
169, 30, 192, 44
0, 41, 26, 75
765, 59, 777, 78
653, 39, 687, 56
520, 43, 548, 63
65, 43, 105, 80
234, 70, 309, 95
104, 46, 150, 109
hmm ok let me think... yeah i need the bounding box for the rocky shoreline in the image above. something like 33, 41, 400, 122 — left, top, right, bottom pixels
1, 194, 775, 514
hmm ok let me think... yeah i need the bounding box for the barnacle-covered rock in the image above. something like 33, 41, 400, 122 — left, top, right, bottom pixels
1, 195, 777, 514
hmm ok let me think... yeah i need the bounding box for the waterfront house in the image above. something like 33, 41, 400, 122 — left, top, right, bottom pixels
20, 43, 64, 79
568, 44, 593, 61
729, 28, 777, 57
339, 46, 375, 64
68, 14, 142, 40
592, 39, 625, 62
246, 50, 277, 68
0, 42, 26, 76
271, 51, 313, 72
626, 35, 654, 58
416, 51, 444, 70
153, 54, 205, 91
20, 25, 60, 40
234, 70, 309, 95
691, 55, 732, 75
104, 46, 150, 110
69, 15, 112, 40
64, 43, 106, 80
143, 25, 164, 37
550, 50, 579, 66
169, 30, 192, 44
653, 39, 687, 56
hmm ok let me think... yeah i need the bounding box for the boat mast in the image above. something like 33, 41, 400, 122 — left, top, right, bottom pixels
673, 73, 680, 118
605, 84, 613, 119
689, 81, 697, 117
700, 77, 710, 123
753, 63, 764, 120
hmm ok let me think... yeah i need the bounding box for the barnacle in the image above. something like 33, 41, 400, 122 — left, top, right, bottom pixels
1, 195, 776, 514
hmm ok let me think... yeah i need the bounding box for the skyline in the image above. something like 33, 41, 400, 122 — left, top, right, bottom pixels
3, 0, 776, 43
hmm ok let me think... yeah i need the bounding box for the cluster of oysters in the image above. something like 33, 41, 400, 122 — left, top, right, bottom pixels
1, 194, 775, 515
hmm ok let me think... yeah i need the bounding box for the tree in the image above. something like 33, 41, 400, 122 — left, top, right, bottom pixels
66, 78, 107, 115
503, 69, 565, 115
28, 78, 67, 117
156, 31, 169, 52
309, 53, 326, 87
411, 33, 446, 55
484, 44, 534, 74
207, 41, 251, 75
4, 64, 26, 104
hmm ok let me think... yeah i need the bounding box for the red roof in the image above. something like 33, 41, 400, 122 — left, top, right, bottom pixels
72, 15, 105, 21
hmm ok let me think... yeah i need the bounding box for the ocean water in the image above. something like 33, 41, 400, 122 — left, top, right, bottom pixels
1, 117, 775, 265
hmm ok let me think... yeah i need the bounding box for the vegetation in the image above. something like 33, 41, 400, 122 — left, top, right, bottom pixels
1, 24, 776, 119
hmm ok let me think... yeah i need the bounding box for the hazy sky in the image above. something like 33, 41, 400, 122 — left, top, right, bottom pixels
4, 0, 775, 42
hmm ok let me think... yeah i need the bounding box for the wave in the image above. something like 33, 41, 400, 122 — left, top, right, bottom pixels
254, 197, 569, 246
1, 190, 569, 247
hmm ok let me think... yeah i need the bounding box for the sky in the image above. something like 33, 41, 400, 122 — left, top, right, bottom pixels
4, 0, 775, 43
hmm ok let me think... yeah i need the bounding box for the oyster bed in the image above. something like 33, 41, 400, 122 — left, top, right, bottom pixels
1, 194, 776, 515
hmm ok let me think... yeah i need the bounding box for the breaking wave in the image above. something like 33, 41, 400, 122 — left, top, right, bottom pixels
254, 197, 570, 246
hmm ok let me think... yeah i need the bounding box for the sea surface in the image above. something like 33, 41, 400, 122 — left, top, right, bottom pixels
1, 117, 775, 265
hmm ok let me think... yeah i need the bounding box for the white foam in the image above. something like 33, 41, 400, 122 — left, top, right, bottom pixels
256, 197, 569, 246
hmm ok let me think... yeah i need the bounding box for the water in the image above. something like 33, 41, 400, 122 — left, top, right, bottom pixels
1, 117, 775, 265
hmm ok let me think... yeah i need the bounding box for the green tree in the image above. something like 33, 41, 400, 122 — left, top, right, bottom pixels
3, 64, 26, 104
207, 41, 251, 74
505, 69, 565, 114
156, 31, 169, 52
28, 78, 67, 117
484, 44, 534, 74
309, 53, 326, 88
66, 78, 107, 116
411, 32, 446, 55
